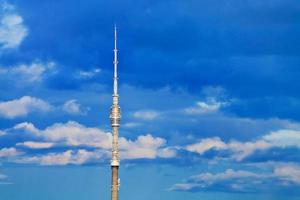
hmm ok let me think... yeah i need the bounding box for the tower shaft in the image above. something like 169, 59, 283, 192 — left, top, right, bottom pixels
111, 166, 119, 200
110, 25, 121, 200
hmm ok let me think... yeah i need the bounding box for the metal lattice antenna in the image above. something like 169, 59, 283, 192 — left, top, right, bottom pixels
113, 25, 118, 96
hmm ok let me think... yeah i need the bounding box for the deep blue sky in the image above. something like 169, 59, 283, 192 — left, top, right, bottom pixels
0, 1, 300, 200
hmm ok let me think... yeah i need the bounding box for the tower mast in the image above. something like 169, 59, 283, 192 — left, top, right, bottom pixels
110, 25, 121, 200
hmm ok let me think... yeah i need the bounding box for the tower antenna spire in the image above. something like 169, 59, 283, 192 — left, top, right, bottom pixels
110, 24, 121, 200
113, 24, 118, 95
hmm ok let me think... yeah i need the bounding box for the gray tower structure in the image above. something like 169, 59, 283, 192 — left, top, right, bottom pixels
110, 25, 121, 200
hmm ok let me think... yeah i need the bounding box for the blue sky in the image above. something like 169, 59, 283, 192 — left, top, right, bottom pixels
0, 0, 300, 199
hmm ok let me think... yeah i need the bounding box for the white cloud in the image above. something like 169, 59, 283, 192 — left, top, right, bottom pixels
184, 98, 230, 115
39, 121, 112, 149
228, 140, 271, 161
11, 121, 299, 164
18, 149, 105, 166
0, 61, 56, 83
13, 122, 40, 134
132, 110, 161, 120
10, 121, 175, 164
274, 164, 300, 184
13, 121, 112, 149
186, 137, 227, 155
170, 168, 263, 192
0, 3, 28, 49
157, 147, 177, 158
0, 96, 52, 118
62, 99, 88, 115
169, 183, 199, 191
185, 129, 300, 161
0, 147, 23, 157
263, 129, 300, 148
191, 169, 261, 183
186, 137, 271, 161
17, 141, 55, 149
11, 62, 55, 82
171, 164, 300, 192
77, 68, 101, 78
119, 134, 172, 159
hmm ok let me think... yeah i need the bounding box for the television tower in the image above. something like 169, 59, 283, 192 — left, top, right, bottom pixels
110, 25, 121, 200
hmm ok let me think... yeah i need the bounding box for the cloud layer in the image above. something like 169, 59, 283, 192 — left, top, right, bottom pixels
185, 129, 300, 161
171, 164, 300, 193
0, 121, 175, 165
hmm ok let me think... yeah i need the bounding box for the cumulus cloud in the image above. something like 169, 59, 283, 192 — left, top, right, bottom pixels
0, 61, 56, 83
37, 121, 112, 148
0, 96, 52, 118
120, 134, 175, 159
0, 2, 28, 49
16, 141, 55, 149
228, 140, 271, 161
185, 128, 300, 161
0, 147, 23, 157
13, 122, 40, 134
183, 86, 231, 115
170, 168, 266, 192
18, 149, 105, 166
274, 164, 300, 184
186, 137, 227, 155
184, 98, 230, 115
6, 121, 175, 165
263, 129, 300, 148
62, 99, 88, 115
132, 110, 161, 120
171, 164, 300, 193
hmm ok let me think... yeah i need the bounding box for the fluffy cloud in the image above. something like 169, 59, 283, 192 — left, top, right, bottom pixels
186, 137, 227, 155
0, 96, 52, 118
0, 3, 28, 49
3, 120, 300, 165
13, 122, 40, 134
120, 134, 175, 159
18, 149, 105, 166
17, 141, 55, 149
274, 164, 300, 184
62, 99, 88, 115
37, 121, 112, 148
132, 110, 161, 120
184, 98, 230, 115
0, 61, 55, 83
171, 164, 300, 193
5, 121, 175, 165
185, 128, 300, 161
263, 129, 300, 148
0, 147, 23, 157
